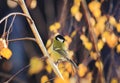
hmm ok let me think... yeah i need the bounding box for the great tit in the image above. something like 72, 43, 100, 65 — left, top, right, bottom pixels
49, 35, 78, 69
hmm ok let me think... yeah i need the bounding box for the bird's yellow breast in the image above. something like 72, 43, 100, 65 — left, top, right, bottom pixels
48, 45, 62, 62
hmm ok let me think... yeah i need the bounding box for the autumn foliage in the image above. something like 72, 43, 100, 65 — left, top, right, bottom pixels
0, 0, 120, 83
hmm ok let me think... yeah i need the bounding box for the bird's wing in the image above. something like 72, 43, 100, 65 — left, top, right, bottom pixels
54, 48, 68, 57
54, 48, 78, 69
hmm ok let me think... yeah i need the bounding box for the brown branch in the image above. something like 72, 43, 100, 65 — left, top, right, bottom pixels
0, 12, 33, 41
81, 0, 100, 57
0, 72, 26, 83
0, 12, 33, 24
81, 0, 105, 83
6, 15, 16, 44
3, 56, 48, 83
2, 19, 8, 38
16, 0, 64, 79
3, 65, 30, 83
59, 0, 68, 29
8, 37, 36, 42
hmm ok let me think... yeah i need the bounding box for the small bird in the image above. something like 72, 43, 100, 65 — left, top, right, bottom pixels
49, 34, 78, 69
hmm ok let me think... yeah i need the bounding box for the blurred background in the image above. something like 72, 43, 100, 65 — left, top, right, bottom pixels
0, 0, 120, 83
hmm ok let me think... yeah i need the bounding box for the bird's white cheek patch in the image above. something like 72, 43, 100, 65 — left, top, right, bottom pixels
57, 37, 64, 43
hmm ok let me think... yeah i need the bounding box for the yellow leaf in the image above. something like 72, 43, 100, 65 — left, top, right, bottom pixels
86, 72, 93, 82
65, 62, 73, 73
63, 71, 69, 79
46, 39, 52, 48
94, 28, 100, 37
88, 1, 101, 18
64, 42, 69, 50
54, 22, 61, 29
97, 39, 104, 51
49, 22, 61, 33
115, 23, 120, 32
84, 41, 92, 51
28, 57, 44, 75
88, 1, 101, 12
26, 0, 37, 9
90, 51, 98, 60
90, 17, 96, 26
80, 34, 89, 42
49, 25, 55, 31
0, 48, 12, 60
49, 24, 58, 33
78, 64, 88, 77
0, 38, 5, 50
106, 33, 118, 48
96, 15, 107, 23
95, 23, 105, 34
116, 44, 120, 53
95, 16, 107, 34
95, 60, 103, 73
58, 63, 64, 69
54, 77, 69, 83
45, 64, 52, 73
102, 31, 110, 42
75, 12, 82, 21
70, 77, 77, 83
93, 9, 101, 18
109, 16, 117, 26
41, 75, 49, 83
111, 78, 118, 83
71, 5, 79, 16
64, 35, 72, 44
74, 0, 81, 6
68, 50, 74, 59
80, 72, 93, 83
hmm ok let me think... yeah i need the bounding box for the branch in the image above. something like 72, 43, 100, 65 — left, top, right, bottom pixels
2, 19, 8, 38
59, 0, 68, 28
81, 0, 105, 82
6, 15, 16, 44
3, 65, 30, 83
81, 0, 101, 57
4, 56, 48, 83
8, 37, 36, 42
0, 72, 26, 83
0, 12, 33, 41
17, 0, 64, 79
0, 12, 33, 24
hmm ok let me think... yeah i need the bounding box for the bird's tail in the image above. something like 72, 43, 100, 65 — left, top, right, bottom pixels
66, 57, 78, 70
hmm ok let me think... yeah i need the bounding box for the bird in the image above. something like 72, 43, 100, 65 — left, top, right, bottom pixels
49, 34, 78, 69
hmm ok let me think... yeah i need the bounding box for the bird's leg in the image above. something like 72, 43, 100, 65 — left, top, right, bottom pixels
55, 59, 63, 66
55, 59, 66, 69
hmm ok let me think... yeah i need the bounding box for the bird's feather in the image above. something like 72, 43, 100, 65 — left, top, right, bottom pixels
54, 48, 78, 69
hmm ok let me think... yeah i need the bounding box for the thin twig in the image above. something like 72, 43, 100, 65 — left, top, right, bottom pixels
0, 72, 26, 83
4, 56, 48, 83
2, 19, 8, 38
108, 0, 113, 14
0, 12, 33, 24
11, 0, 18, 3
81, 0, 105, 83
81, 0, 100, 57
6, 15, 16, 45
44, 77, 56, 83
8, 37, 36, 42
3, 65, 30, 83
112, 0, 120, 16
17, 0, 64, 79
59, 0, 68, 30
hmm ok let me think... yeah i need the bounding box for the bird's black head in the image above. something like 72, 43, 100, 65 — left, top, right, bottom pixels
55, 35, 65, 43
